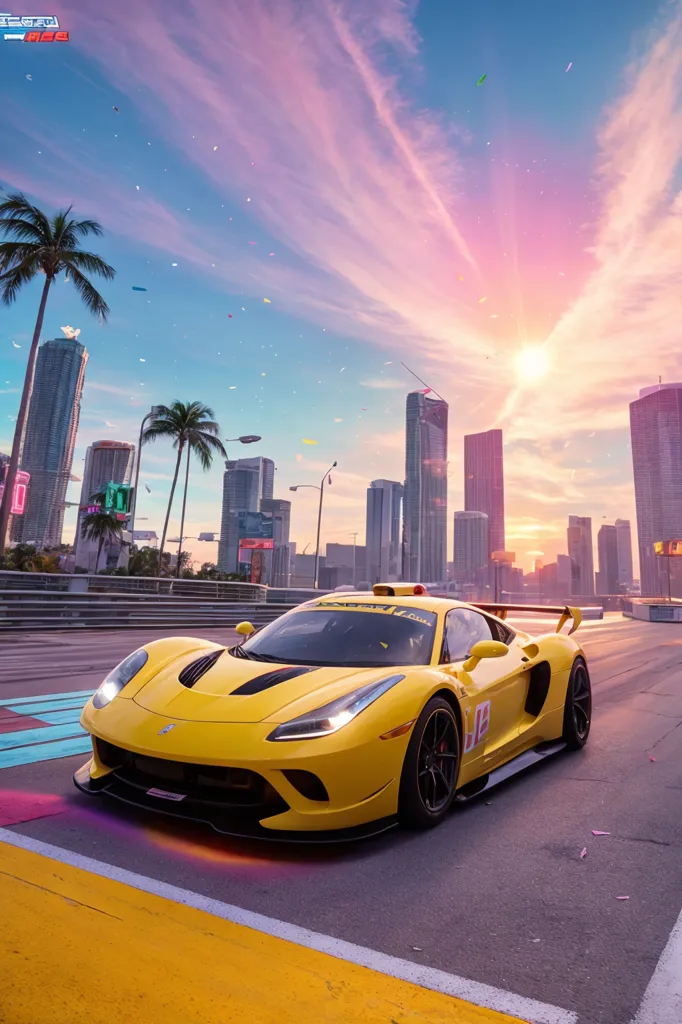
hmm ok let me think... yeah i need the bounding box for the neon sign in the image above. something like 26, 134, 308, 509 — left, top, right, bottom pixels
0, 12, 69, 40
0, 469, 30, 514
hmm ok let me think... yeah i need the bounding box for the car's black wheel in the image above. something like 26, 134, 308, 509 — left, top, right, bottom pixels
562, 657, 592, 749
398, 697, 461, 829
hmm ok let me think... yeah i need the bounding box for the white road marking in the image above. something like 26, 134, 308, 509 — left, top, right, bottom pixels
631, 902, 682, 1023
0, 827, 577, 1024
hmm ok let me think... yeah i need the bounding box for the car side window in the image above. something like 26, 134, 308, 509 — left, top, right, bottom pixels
441, 609, 493, 663
487, 617, 515, 644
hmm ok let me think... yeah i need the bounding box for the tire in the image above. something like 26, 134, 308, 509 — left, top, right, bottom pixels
398, 697, 461, 829
562, 656, 592, 749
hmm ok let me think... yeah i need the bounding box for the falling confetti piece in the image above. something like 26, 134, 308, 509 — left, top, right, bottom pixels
26, 74, 32, 81
380, 642, 388, 649
302, 438, 318, 445
261, 372, 266, 377
113, 105, 119, 111
246, 197, 251, 202
361, 407, 367, 411
132, 286, 147, 292
296, 454, 303, 462
135, 185, 140, 190
616, 896, 630, 901
565, 62, 573, 72
229, 385, 237, 390
477, 74, 487, 85
649, 755, 656, 762
458, 275, 464, 281
144, 484, 151, 493
263, 298, 271, 303
530, 939, 541, 943
580, 847, 587, 859
213, 145, 218, 151
11, 341, 21, 348
334, 418, 343, 422
592, 831, 610, 836
171, 262, 178, 267
411, 946, 422, 951
478, 296, 487, 304
228, 314, 233, 318
268, 252, 275, 256
139, 358, 146, 362
248, 241, 256, 245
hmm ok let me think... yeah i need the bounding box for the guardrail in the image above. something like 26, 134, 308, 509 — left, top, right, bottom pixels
0, 590, 302, 632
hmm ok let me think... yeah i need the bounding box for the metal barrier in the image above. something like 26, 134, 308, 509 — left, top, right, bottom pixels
0, 570, 267, 602
0, 589, 301, 631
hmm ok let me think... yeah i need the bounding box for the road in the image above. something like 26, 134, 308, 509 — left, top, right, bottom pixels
1, 615, 681, 1024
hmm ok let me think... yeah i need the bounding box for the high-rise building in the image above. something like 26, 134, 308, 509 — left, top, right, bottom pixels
630, 383, 682, 597
323, 542, 368, 589
453, 511, 489, 579
74, 440, 135, 569
366, 479, 403, 584
403, 390, 448, 582
567, 515, 595, 596
464, 428, 505, 558
615, 518, 633, 591
217, 456, 275, 572
596, 524, 619, 595
11, 337, 88, 549
260, 497, 291, 586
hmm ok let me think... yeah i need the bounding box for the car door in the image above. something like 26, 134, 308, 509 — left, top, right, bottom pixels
440, 608, 529, 768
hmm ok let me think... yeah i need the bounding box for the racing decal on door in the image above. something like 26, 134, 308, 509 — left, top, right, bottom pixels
464, 700, 491, 753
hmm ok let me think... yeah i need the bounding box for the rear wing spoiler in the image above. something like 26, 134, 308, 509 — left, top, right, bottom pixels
472, 603, 583, 636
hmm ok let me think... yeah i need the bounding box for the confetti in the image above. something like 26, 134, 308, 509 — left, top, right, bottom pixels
380, 642, 388, 649
458, 275, 464, 281
649, 755, 656, 762
11, 341, 21, 348
268, 252, 275, 256
580, 847, 587, 859
139, 358, 146, 362
132, 286, 147, 292
171, 262, 178, 267
411, 946, 422, 951
113, 105, 119, 111
26, 74, 32, 81
296, 454, 303, 462
228, 314, 233, 318
213, 145, 218, 151
135, 185, 140, 190
565, 62, 573, 72
229, 385, 237, 390
478, 296, 487, 304
144, 484, 151, 493
477, 74, 487, 85
263, 297, 271, 303
334, 418, 343, 422
302, 438, 318, 445
616, 896, 630, 901
592, 831, 610, 836
261, 372, 266, 377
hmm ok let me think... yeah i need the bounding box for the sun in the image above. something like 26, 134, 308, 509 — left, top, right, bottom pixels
514, 345, 550, 382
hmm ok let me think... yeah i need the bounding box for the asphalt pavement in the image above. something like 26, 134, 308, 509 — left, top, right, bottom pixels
1, 615, 681, 1024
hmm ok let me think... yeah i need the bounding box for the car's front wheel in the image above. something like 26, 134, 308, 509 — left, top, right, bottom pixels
562, 656, 592, 749
398, 697, 461, 829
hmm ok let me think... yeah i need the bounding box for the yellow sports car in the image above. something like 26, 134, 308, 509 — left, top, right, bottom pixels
74, 584, 592, 840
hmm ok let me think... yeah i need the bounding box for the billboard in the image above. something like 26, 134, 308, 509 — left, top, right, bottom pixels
0, 466, 30, 515
653, 540, 682, 556
105, 481, 132, 515
238, 511, 273, 540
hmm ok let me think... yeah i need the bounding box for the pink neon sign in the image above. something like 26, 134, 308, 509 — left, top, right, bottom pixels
0, 470, 30, 515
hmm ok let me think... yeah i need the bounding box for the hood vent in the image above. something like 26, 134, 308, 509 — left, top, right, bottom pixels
231, 665, 313, 696
179, 649, 224, 688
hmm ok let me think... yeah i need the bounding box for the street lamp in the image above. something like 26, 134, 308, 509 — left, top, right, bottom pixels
129, 405, 163, 539
290, 460, 337, 589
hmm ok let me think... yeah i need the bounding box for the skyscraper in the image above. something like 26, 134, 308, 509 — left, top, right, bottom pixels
630, 383, 682, 597
464, 428, 505, 558
402, 391, 448, 582
453, 511, 489, 579
74, 440, 135, 568
217, 456, 275, 572
567, 515, 595, 596
366, 479, 403, 583
596, 524, 619, 595
615, 518, 633, 591
260, 497, 291, 586
11, 337, 88, 549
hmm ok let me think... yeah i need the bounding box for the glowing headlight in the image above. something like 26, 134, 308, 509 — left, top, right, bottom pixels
92, 649, 149, 709
267, 674, 404, 742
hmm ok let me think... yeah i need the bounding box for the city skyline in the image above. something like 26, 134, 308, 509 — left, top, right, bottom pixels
1, 0, 681, 572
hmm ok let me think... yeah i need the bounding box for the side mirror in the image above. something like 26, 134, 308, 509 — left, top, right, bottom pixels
235, 621, 255, 638
462, 639, 509, 673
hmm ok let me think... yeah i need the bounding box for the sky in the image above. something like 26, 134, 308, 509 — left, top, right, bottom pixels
1, 0, 681, 574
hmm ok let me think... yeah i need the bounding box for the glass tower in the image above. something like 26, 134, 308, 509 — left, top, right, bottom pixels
402, 391, 448, 582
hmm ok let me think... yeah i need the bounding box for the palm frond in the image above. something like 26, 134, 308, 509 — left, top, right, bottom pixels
60, 249, 116, 281
70, 217, 104, 239
0, 218, 44, 244
65, 263, 111, 320
0, 194, 52, 242
0, 256, 42, 306
0, 241, 42, 272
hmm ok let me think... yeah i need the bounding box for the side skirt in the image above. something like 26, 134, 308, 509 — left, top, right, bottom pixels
455, 740, 566, 802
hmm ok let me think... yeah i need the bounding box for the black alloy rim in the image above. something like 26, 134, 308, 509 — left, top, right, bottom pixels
417, 709, 458, 813
572, 664, 592, 739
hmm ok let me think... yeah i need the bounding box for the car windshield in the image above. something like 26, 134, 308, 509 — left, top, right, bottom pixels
235, 602, 438, 667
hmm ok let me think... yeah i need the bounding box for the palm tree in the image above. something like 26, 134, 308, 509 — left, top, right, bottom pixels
141, 402, 227, 577
80, 510, 125, 573
0, 193, 116, 553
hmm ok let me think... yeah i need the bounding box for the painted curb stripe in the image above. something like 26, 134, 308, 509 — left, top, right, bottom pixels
0, 723, 86, 751
0, 737, 91, 769
32, 709, 84, 726
0, 690, 94, 707
10, 699, 90, 716
0, 828, 577, 1024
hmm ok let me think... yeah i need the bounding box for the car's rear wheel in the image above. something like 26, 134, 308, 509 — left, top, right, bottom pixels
562, 657, 592, 749
398, 697, 460, 829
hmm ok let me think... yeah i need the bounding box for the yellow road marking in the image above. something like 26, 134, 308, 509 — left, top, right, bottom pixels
0, 841, 527, 1024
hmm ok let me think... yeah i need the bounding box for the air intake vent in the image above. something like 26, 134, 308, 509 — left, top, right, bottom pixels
231, 666, 313, 695
179, 649, 224, 688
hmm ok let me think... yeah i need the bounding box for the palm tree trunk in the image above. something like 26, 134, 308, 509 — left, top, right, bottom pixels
0, 275, 52, 553
157, 444, 183, 578
96, 535, 105, 573
176, 446, 191, 578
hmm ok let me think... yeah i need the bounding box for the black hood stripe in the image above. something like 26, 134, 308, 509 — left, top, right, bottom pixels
231, 666, 314, 695
178, 649, 224, 688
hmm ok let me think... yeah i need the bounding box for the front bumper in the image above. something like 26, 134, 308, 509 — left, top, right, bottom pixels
75, 695, 408, 838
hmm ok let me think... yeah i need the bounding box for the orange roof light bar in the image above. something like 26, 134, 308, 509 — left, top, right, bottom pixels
372, 583, 427, 597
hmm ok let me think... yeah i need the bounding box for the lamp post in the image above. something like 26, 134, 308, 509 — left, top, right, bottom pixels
290, 460, 337, 590
129, 406, 163, 540
349, 531, 358, 588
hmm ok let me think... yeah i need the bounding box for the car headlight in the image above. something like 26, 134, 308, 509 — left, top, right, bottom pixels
266, 674, 405, 741
92, 649, 149, 709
